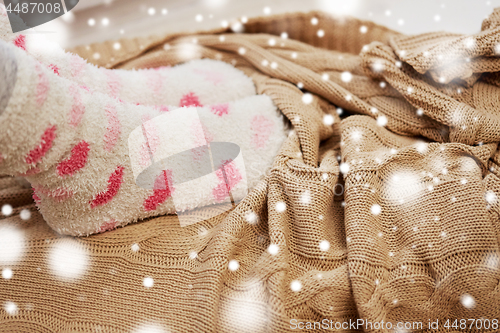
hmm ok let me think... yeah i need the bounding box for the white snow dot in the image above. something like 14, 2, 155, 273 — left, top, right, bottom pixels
351, 130, 362, 140
268, 244, 279, 255
371, 61, 384, 72
464, 37, 475, 49
4, 301, 17, 315
263, 6, 271, 15
49, 239, 89, 281
0, 225, 25, 265
341, 71, 352, 82
485, 191, 497, 204
434, 15, 441, 22
148, 7, 156, 15
245, 211, 258, 224
228, 259, 240, 271
415, 142, 428, 153
389, 251, 394, 257
322, 73, 330, 81
261, 59, 268, 66
371, 204, 381, 215
270, 61, 278, 69
101, 17, 109, 26
93, 53, 101, 60
336, 108, 343, 115
360, 25, 368, 33
143, 277, 154, 288
268, 38, 276, 46
302, 93, 313, 104
2, 204, 13, 216
339, 163, 350, 174
323, 114, 334, 126
397, 19, 404, 26
395, 61, 402, 68
113, 42, 121, 50
161, 8, 168, 15
300, 190, 311, 205
297, 82, 303, 88
494, 43, 500, 55
416, 108, 424, 116
230, 21, 243, 33
131, 243, 140, 252
291, 52, 298, 59
319, 240, 330, 251
281, 32, 288, 39
311, 17, 318, 25
195, 14, 203, 22
275, 201, 287, 213
385, 10, 391, 16
379, 81, 386, 88
321, 173, 328, 180
87, 18, 95, 26
2, 268, 12, 279
461, 294, 475, 309
317, 29, 325, 37
377, 115, 388, 127
241, 16, 248, 23
221, 20, 229, 28
290, 280, 302, 292
345, 94, 352, 101
134, 323, 167, 333
238, 47, 246, 55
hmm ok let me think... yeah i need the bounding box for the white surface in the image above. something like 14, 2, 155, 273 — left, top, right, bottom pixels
28, 0, 500, 49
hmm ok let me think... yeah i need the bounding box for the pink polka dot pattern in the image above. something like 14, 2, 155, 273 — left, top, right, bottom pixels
90, 165, 125, 208
212, 160, 242, 202
104, 105, 121, 152
210, 103, 229, 117
57, 141, 90, 177
251, 115, 274, 149
35, 64, 49, 107
25, 125, 57, 165
68, 84, 86, 128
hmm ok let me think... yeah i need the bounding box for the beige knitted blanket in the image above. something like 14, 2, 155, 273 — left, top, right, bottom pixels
2, 8, 500, 332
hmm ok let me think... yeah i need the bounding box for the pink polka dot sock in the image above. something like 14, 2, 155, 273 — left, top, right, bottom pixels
0, 5, 256, 107
0, 40, 287, 236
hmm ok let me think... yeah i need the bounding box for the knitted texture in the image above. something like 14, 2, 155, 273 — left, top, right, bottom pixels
2, 5, 500, 333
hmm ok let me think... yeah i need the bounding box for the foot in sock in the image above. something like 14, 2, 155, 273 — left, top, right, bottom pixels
0, 4, 256, 106
0, 40, 287, 236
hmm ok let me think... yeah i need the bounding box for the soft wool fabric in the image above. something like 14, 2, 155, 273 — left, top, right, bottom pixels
0, 40, 286, 236
0, 6, 256, 107
3, 7, 500, 333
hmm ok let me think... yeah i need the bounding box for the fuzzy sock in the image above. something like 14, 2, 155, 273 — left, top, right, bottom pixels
0, 5, 256, 107
0, 40, 287, 236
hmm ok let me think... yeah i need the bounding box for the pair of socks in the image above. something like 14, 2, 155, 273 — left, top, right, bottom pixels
0, 24, 287, 236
